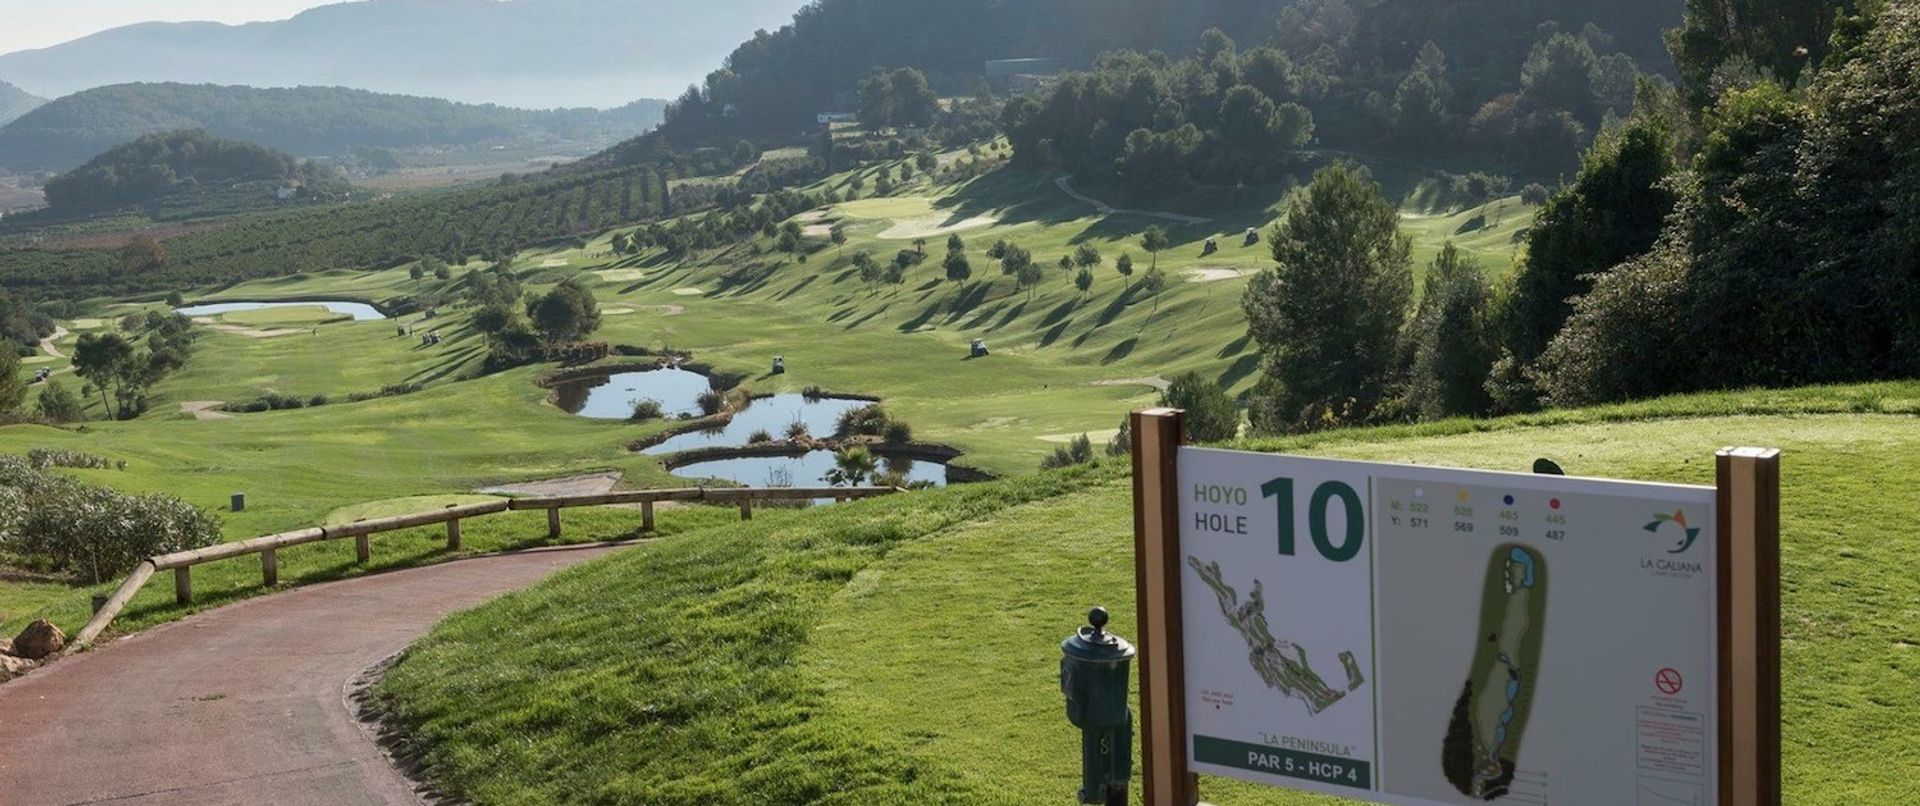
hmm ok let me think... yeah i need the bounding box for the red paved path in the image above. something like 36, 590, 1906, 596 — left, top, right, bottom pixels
0, 544, 625, 805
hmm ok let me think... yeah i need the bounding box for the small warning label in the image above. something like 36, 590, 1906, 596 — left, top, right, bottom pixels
1635, 707, 1706, 777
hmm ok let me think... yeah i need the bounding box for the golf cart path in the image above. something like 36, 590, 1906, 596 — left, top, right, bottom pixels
39, 326, 67, 359
1052, 176, 1212, 225
0, 543, 626, 805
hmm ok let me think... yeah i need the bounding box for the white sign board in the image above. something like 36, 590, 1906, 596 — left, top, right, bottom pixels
1177, 448, 1719, 806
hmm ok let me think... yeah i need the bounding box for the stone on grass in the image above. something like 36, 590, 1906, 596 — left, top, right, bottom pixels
12, 620, 65, 660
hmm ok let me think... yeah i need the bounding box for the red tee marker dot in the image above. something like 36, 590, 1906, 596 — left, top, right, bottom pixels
1549, 498, 1562, 510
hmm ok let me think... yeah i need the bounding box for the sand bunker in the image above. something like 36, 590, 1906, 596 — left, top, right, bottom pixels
1092, 376, 1172, 392
477, 472, 624, 497
878, 215, 999, 240
539, 258, 570, 268
802, 224, 836, 238
671, 288, 707, 297
595, 269, 646, 282
1186, 268, 1248, 283
179, 401, 233, 421
1040, 429, 1121, 444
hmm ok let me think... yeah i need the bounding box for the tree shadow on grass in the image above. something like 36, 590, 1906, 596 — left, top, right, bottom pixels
1217, 353, 1261, 389
1101, 337, 1139, 365
1040, 298, 1082, 327
1040, 318, 1074, 347
774, 274, 819, 302
1217, 332, 1253, 358
943, 282, 993, 320
990, 301, 1030, 332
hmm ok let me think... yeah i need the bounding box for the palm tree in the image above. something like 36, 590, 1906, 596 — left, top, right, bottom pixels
826, 446, 878, 487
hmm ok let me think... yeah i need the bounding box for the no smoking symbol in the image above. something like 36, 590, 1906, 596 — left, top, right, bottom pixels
1655, 667, 1684, 696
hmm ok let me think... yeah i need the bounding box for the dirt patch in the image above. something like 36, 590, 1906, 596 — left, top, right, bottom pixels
476, 472, 624, 497
180, 401, 233, 421
1092, 376, 1171, 392
1186, 268, 1247, 283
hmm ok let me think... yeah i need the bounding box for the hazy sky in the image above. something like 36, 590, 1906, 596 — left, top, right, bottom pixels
0, 1, 354, 56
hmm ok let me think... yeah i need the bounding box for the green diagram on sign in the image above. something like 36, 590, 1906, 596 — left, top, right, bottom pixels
1441, 544, 1548, 800
1189, 558, 1364, 715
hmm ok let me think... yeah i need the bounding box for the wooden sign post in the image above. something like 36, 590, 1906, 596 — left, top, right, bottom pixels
1131, 409, 1198, 806
1129, 407, 1781, 806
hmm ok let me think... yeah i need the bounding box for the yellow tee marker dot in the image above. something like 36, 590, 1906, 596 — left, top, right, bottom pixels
1457, 489, 1472, 503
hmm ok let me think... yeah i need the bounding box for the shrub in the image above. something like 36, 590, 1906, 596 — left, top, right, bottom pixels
630, 399, 664, 421
1041, 434, 1096, 469
696, 389, 725, 416
27, 448, 113, 470
0, 456, 220, 583
1520, 183, 1551, 205
834, 404, 891, 438
785, 419, 811, 439
882, 420, 913, 444
1160, 372, 1239, 442
308, 394, 330, 407
747, 429, 774, 444
36, 382, 84, 424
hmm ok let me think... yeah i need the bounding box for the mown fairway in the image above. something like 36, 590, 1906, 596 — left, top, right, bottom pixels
377, 382, 1920, 805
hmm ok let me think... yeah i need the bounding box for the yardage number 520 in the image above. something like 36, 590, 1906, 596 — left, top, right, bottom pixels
1260, 477, 1364, 563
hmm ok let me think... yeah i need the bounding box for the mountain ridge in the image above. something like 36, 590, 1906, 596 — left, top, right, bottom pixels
0, 0, 803, 109
0, 82, 668, 173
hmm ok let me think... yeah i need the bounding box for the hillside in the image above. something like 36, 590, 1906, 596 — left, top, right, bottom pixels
0, 0, 801, 109
40, 129, 343, 216
368, 382, 1920, 804
0, 79, 43, 127
659, 0, 1677, 142
0, 83, 669, 173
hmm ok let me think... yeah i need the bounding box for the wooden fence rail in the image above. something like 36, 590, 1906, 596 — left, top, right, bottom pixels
67, 485, 902, 652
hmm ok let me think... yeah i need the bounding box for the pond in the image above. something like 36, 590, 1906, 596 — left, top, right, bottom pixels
672, 451, 951, 489
641, 394, 870, 455
175, 300, 388, 321
553, 368, 713, 419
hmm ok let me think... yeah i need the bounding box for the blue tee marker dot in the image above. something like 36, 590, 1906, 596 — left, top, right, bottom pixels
1503, 494, 1515, 506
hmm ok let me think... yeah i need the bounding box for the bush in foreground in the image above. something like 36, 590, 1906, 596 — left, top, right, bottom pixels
0, 456, 220, 583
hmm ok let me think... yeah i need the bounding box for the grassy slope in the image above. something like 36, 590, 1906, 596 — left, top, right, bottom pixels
378, 381, 1920, 805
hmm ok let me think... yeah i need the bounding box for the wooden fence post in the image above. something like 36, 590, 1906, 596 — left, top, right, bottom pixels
447, 518, 462, 551
548, 507, 563, 539
739, 498, 754, 521
1132, 408, 1198, 806
174, 567, 193, 605
641, 500, 656, 532
1717, 448, 1782, 806
355, 534, 371, 564
261, 547, 278, 587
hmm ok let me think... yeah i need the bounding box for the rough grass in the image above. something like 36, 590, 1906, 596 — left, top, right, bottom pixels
375, 464, 1113, 805
376, 383, 1920, 805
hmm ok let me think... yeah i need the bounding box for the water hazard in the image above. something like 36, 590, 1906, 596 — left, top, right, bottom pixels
673, 451, 951, 489
642, 394, 869, 454
175, 300, 388, 321
553, 368, 713, 419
